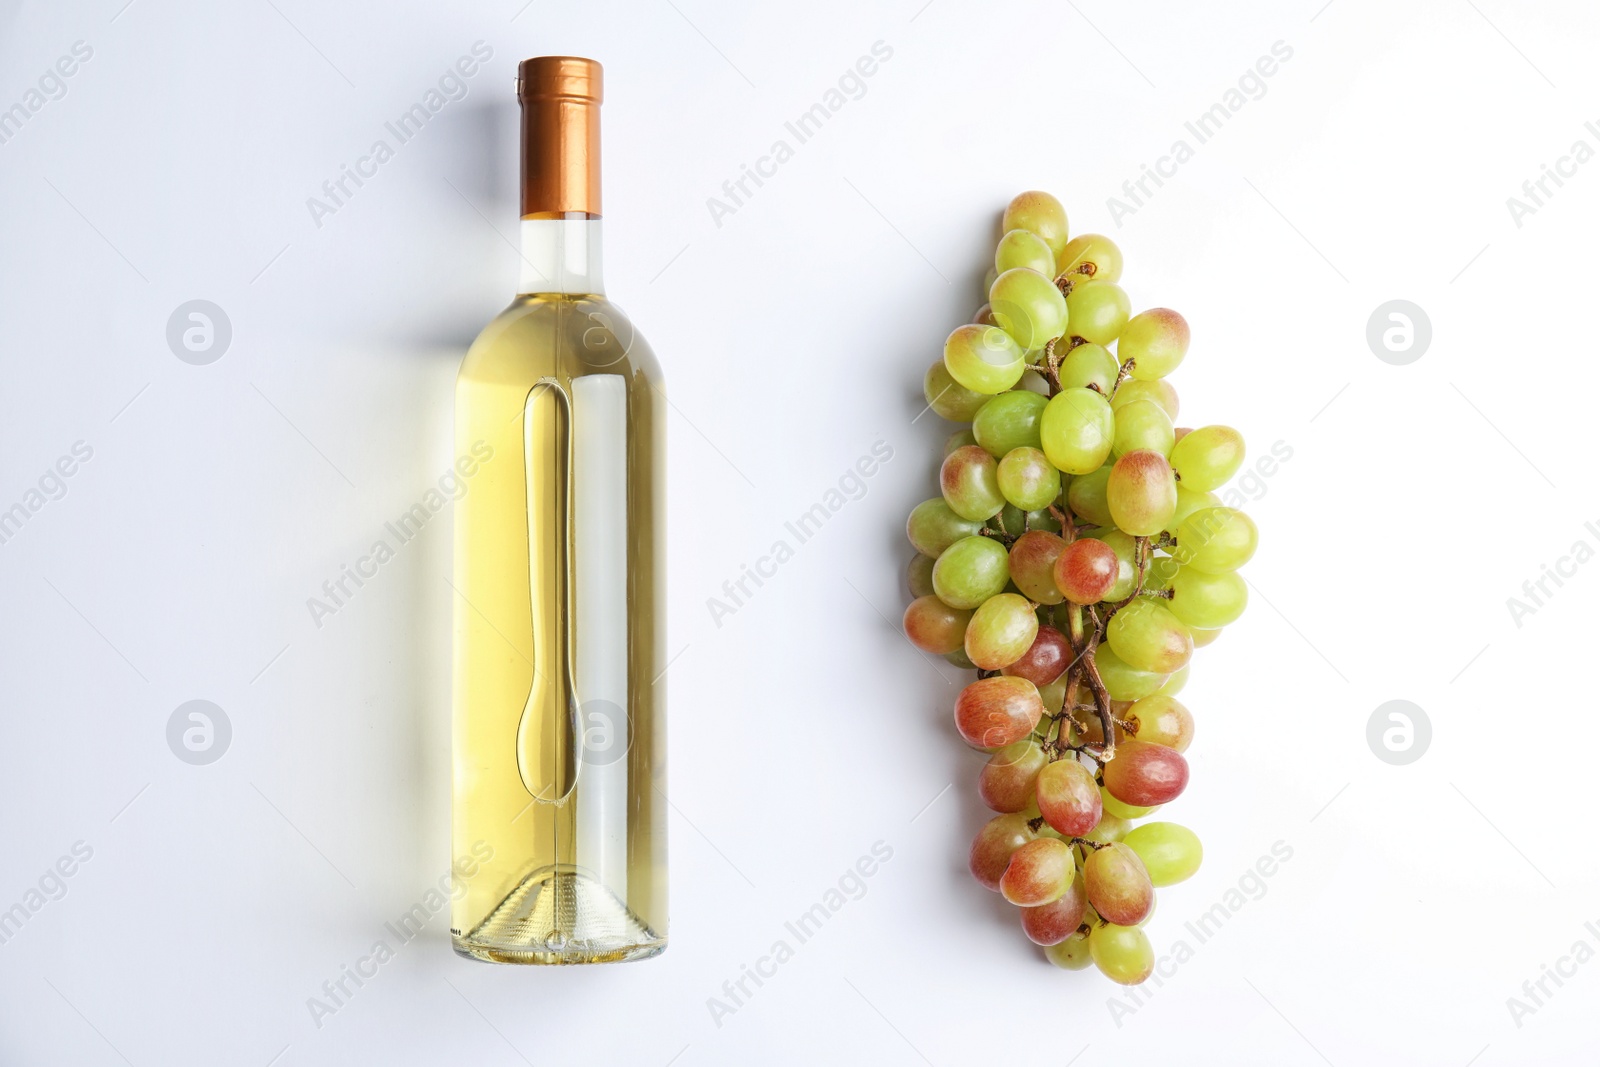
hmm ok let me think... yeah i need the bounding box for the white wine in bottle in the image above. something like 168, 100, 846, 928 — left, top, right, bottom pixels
451, 56, 666, 964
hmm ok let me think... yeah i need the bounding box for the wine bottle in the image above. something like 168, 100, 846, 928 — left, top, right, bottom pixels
451, 56, 666, 964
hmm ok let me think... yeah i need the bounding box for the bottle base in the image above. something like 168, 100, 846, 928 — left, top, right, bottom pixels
453, 864, 665, 965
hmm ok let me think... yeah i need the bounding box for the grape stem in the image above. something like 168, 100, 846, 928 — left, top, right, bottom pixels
1041, 337, 1064, 393
1107, 535, 1151, 615
1110, 358, 1136, 401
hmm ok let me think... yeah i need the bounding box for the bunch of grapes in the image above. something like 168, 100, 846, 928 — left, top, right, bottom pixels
903, 191, 1257, 984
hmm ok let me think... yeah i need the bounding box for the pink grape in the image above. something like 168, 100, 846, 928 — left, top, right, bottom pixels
1103, 740, 1190, 807
1036, 758, 1103, 837
1021, 875, 1088, 945
1082, 842, 1154, 926
1107, 449, 1177, 536
1054, 538, 1119, 605
1008, 530, 1067, 605
954, 676, 1044, 749
969, 812, 1036, 891
902, 595, 972, 655
1000, 837, 1074, 906
979, 740, 1047, 813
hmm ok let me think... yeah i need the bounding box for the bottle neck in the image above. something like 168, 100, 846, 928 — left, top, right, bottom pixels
519, 217, 604, 296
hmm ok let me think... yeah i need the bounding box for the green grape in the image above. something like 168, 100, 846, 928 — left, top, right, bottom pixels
1169, 425, 1245, 491
945, 647, 976, 669
980, 739, 1048, 812
1189, 625, 1222, 648
997, 447, 1061, 511
1036, 675, 1067, 719
932, 535, 1011, 609
941, 445, 1006, 521
1045, 929, 1095, 970
1156, 663, 1188, 697
907, 554, 936, 598
1111, 377, 1179, 421
1119, 308, 1190, 380
972, 390, 1049, 457
1123, 694, 1193, 751
990, 268, 1069, 352
1106, 599, 1193, 674
1107, 450, 1177, 536
965, 592, 1040, 670
924, 360, 988, 421
1165, 484, 1219, 536
1175, 506, 1258, 573
1167, 566, 1247, 628
1082, 842, 1153, 925
1100, 785, 1157, 821
1140, 553, 1180, 596
1056, 342, 1119, 394
1056, 232, 1123, 283
943, 428, 977, 457
1080, 812, 1129, 845
999, 837, 1074, 907
1090, 923, 1155, 984
996, 228, 1056, 275
972, 302, 995, 326
995, 503, 1060, 538
1092, 644, 1169, 701
903, 595, 972, 655
1064, 279, 1131, 346
1040, 387, 1114, 475
944, 324, 1026, 395
1122, 822, 1203, 887
906, 498, 983, 558
1002, 190, 1070, 258
1066, 465, 1113, 527
1111, 398, 1175, 458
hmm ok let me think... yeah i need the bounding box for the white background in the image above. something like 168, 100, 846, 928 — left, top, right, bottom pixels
1, 0, 1596, 1063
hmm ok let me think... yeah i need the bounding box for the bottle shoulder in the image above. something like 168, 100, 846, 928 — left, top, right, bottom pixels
461, 294, 662, 387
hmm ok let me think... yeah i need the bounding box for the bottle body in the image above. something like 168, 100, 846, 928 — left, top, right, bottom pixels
450, 290, 667, 963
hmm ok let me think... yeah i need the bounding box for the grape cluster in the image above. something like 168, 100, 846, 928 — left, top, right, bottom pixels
904, 191, 1257, 984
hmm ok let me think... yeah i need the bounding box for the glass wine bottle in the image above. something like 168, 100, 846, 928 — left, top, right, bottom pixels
451, 56, 666, 964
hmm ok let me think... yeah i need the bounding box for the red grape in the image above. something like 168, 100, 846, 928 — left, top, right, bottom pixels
1021, 875, 1088, 945
1001, 625, 1072, 687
